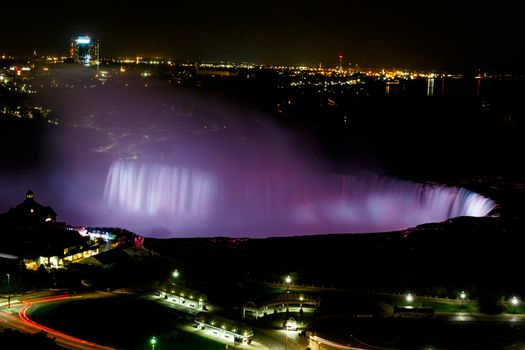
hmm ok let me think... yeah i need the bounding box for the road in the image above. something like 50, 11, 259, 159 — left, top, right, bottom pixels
0, 290, 115, 350
438, 312, 525, 349
254, 328, 307, 350
4, 290, 306, 350
14, 288, 523, 350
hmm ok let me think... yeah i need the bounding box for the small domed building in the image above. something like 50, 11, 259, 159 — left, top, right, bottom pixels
7, 190, 57, 223
0, 190, 86, 268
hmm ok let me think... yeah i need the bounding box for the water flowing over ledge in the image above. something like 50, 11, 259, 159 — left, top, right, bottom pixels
103, 160, 497, 237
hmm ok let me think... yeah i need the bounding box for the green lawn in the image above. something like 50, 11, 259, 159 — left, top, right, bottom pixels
146, 332, 226, 350
375, 294, 481, 314
421, 301, 480, 313
504, 305, 525, 314
30, 295, 227, 350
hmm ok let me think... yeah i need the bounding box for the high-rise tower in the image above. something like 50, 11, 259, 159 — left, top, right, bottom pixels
70, 35, 99, 68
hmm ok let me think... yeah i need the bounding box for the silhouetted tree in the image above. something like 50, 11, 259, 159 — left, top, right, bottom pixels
477, 290, 505, 314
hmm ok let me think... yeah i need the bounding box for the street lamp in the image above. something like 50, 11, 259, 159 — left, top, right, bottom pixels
6, 273, 10, 309
172, 269, 179, 279
406, 293, 413, 303
460, 291, 466, 308
511, 296, 519, 314
285, 275, 292, 293
150, 336, 157, 350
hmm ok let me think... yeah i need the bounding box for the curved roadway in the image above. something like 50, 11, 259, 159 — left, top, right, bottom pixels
0, 290, 114, 350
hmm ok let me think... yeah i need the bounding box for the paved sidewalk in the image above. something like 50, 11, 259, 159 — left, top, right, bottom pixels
178, 324, 270, 350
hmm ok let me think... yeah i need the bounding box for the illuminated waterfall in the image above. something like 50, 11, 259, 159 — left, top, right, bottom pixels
103, 160, 496, 237
104, 161, 217, 219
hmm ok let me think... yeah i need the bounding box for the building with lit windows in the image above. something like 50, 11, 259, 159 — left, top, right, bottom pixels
0, 190, 84, 268
70, 35, 99, 67
195, 312, 253, 344
159, 283, 208, 310
0, 190, 143, 270
242, 292, 320, 319
6, 190, 56, 223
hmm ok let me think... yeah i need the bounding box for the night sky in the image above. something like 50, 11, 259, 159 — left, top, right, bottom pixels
1, 1, 523, 70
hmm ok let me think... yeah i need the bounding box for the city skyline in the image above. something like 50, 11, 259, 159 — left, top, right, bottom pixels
1, 1, 523, 71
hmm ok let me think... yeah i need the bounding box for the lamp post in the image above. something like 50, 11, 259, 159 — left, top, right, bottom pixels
460, 291, 466, 308
285, 275, 292, 293
172, 269, 179, 279
6, 273, 10, 309
406, 293, 413, 303
511, 296, 519, 314
150, 336, 157, 350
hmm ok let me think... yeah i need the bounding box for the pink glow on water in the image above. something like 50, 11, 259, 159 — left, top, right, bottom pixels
103, 160, 496, 237
104, 161, 217, 218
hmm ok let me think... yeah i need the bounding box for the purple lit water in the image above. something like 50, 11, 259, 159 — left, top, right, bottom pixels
102, 160, 495, 237
0, 65, 496, 238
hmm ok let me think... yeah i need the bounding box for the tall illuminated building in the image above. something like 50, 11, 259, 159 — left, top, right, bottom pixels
70, 35, 99, 68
